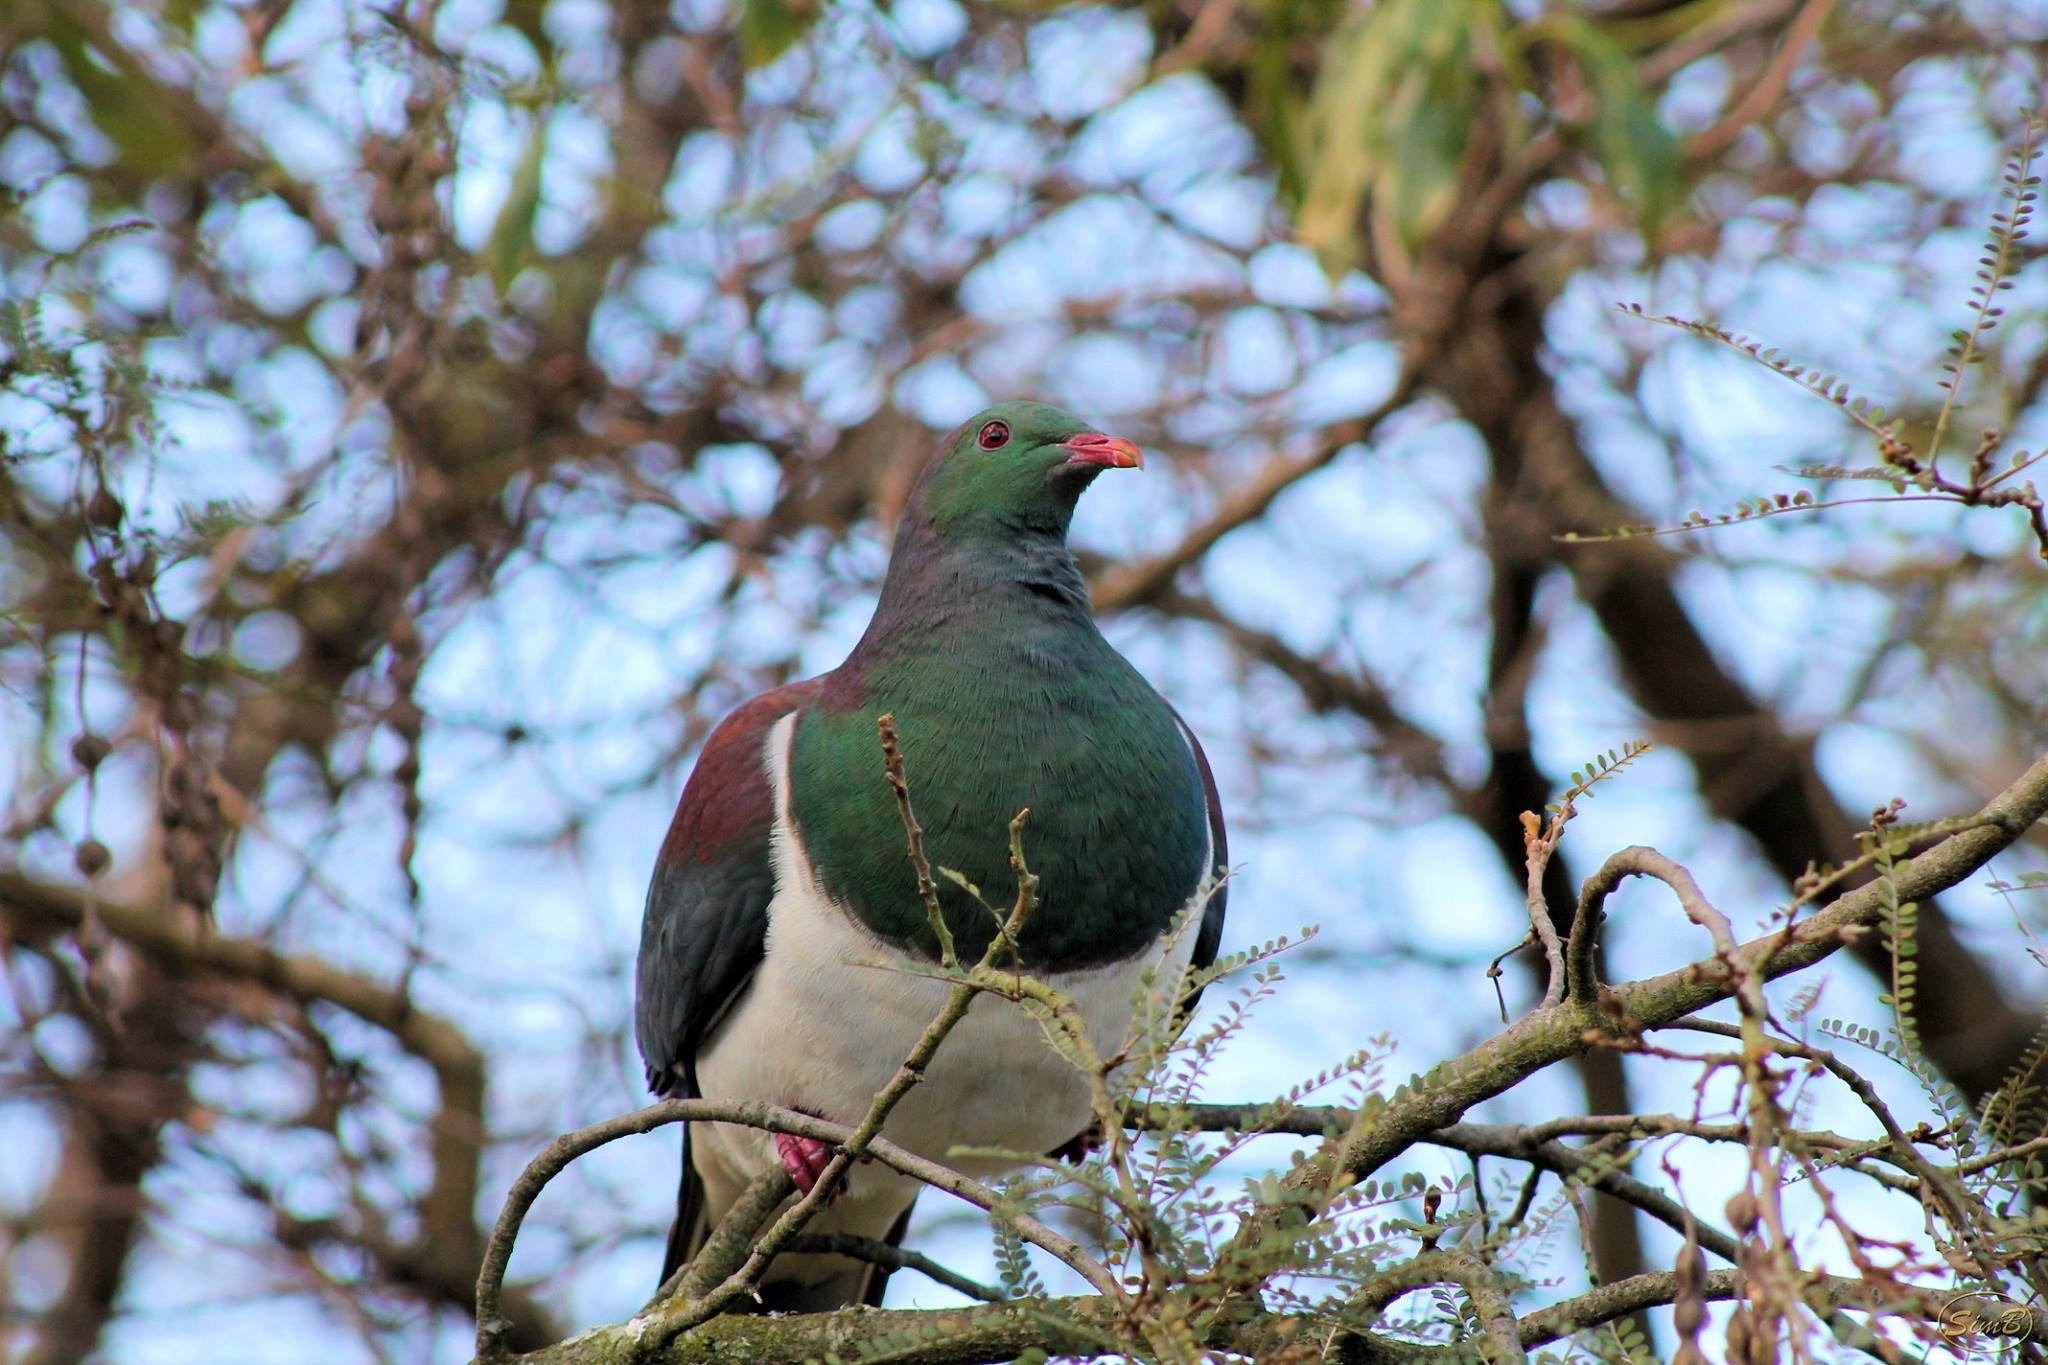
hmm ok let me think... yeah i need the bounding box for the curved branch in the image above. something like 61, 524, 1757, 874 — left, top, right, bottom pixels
473, 1098, 1114, 1359
1204, 748, 2048, 1321
1349, 1250, 1528, 1364
1570, 846, 1740, 1008
781, 1234, 1003, 1303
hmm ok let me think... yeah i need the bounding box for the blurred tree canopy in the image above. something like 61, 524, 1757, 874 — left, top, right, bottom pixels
3, 0, 2047, 1361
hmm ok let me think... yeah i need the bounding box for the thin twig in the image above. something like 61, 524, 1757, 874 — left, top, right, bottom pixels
1684, 0, 1837, 158
879, 712, 955, 966
782, 1233, 1004, 1303
1431, 1125, 1743, 1266
1522, 811, 1571, 1007
653, 1167, 793, 1308
1570, 846, 1742, 1010
1345, 1250, 1528, 1364
1659, 1015, 2010, 1284
471, 1098, 1110, 1360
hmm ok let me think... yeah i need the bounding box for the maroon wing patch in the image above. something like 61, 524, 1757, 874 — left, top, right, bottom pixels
635, 678, 822, 1095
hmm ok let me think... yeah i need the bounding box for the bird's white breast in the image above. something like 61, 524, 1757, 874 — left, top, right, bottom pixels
689, 710, 1202, 1251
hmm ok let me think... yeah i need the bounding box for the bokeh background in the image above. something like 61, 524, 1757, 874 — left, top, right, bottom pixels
4, 0, 2047, 1359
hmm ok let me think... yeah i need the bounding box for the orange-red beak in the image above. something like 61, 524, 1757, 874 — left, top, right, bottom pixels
1058, 432, 1144, 469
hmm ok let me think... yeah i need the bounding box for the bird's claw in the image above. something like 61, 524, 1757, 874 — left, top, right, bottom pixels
775, 1132, 836, 1197
1049, 1117, 1104, 1164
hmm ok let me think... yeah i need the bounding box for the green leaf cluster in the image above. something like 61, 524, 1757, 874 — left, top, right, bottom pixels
1286, 2, 1680, 271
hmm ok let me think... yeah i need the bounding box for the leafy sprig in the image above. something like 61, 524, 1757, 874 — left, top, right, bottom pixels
1568, 115, 2048, 558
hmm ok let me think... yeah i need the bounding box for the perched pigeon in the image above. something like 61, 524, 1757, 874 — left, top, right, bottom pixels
635, 401, 1227, 1310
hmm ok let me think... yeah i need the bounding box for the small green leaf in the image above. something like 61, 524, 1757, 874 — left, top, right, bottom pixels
738, 0, 820, 68
1536, 16, 1682, 232
42, 13, 194, 178
1294, 0, 1490, 269
487, 116, 549, 293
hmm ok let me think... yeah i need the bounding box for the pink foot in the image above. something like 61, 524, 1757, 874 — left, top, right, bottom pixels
775, 1133, 834, 1195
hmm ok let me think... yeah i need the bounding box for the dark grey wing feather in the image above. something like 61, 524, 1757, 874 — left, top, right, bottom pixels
1170, 703, 1229, 979
637, 683, 819, 1292
634, 680, 819, 1097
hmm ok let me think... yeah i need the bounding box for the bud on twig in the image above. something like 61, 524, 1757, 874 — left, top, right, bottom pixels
71, 732, 111, 771
75, 838, 111, 878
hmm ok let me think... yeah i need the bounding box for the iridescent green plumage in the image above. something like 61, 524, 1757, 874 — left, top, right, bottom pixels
789, 401, 1208, 967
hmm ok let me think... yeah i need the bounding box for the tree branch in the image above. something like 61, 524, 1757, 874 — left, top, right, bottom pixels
473, 1097, 1113, 1359
1203, 749, 2048, 1321
1570, 845, 1741, 1009
501, 1264, 2038, 1363
780, 1234, 1003, 1303
0, 870, 557, 1348
1349, 1250, 1528, 1364
1091, 366, 1430, 612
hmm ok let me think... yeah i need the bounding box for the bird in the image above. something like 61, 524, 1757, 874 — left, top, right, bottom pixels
634, 399, 1227, 1312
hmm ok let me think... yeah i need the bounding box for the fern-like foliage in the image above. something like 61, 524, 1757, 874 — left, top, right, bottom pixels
1804, 812, 2048, 1316
1982, 1011, 2048, 1155
1567, 114, 2048, 558
1550, 740, 1654, 814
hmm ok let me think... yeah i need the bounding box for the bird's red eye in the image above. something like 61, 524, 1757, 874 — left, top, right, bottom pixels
977, 420, 1011, 450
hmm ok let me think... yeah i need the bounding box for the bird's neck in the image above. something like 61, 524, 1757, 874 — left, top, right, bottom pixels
790, 496, 1215, 972
849, 514, 1094, 666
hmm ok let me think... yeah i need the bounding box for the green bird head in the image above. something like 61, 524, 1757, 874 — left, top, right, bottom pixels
917, 400, 1143, 541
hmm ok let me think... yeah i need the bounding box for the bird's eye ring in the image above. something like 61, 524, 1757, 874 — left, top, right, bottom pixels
977, 420, 1011, 450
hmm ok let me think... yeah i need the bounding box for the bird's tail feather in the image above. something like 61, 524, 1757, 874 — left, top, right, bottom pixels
659, 1126, 711, 1289
657, 1129, 913, 1313
751, 1202, 911, 1313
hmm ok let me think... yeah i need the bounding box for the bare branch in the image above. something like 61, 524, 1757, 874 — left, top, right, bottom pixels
1205, 748, 2048, 1321
1569, 845, 1741, 1009
1349, 1250, 1528, 1364
474, 1100, 1114, 1359
1092, 369, 1429, 612
780, 1234, 1004, 1303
